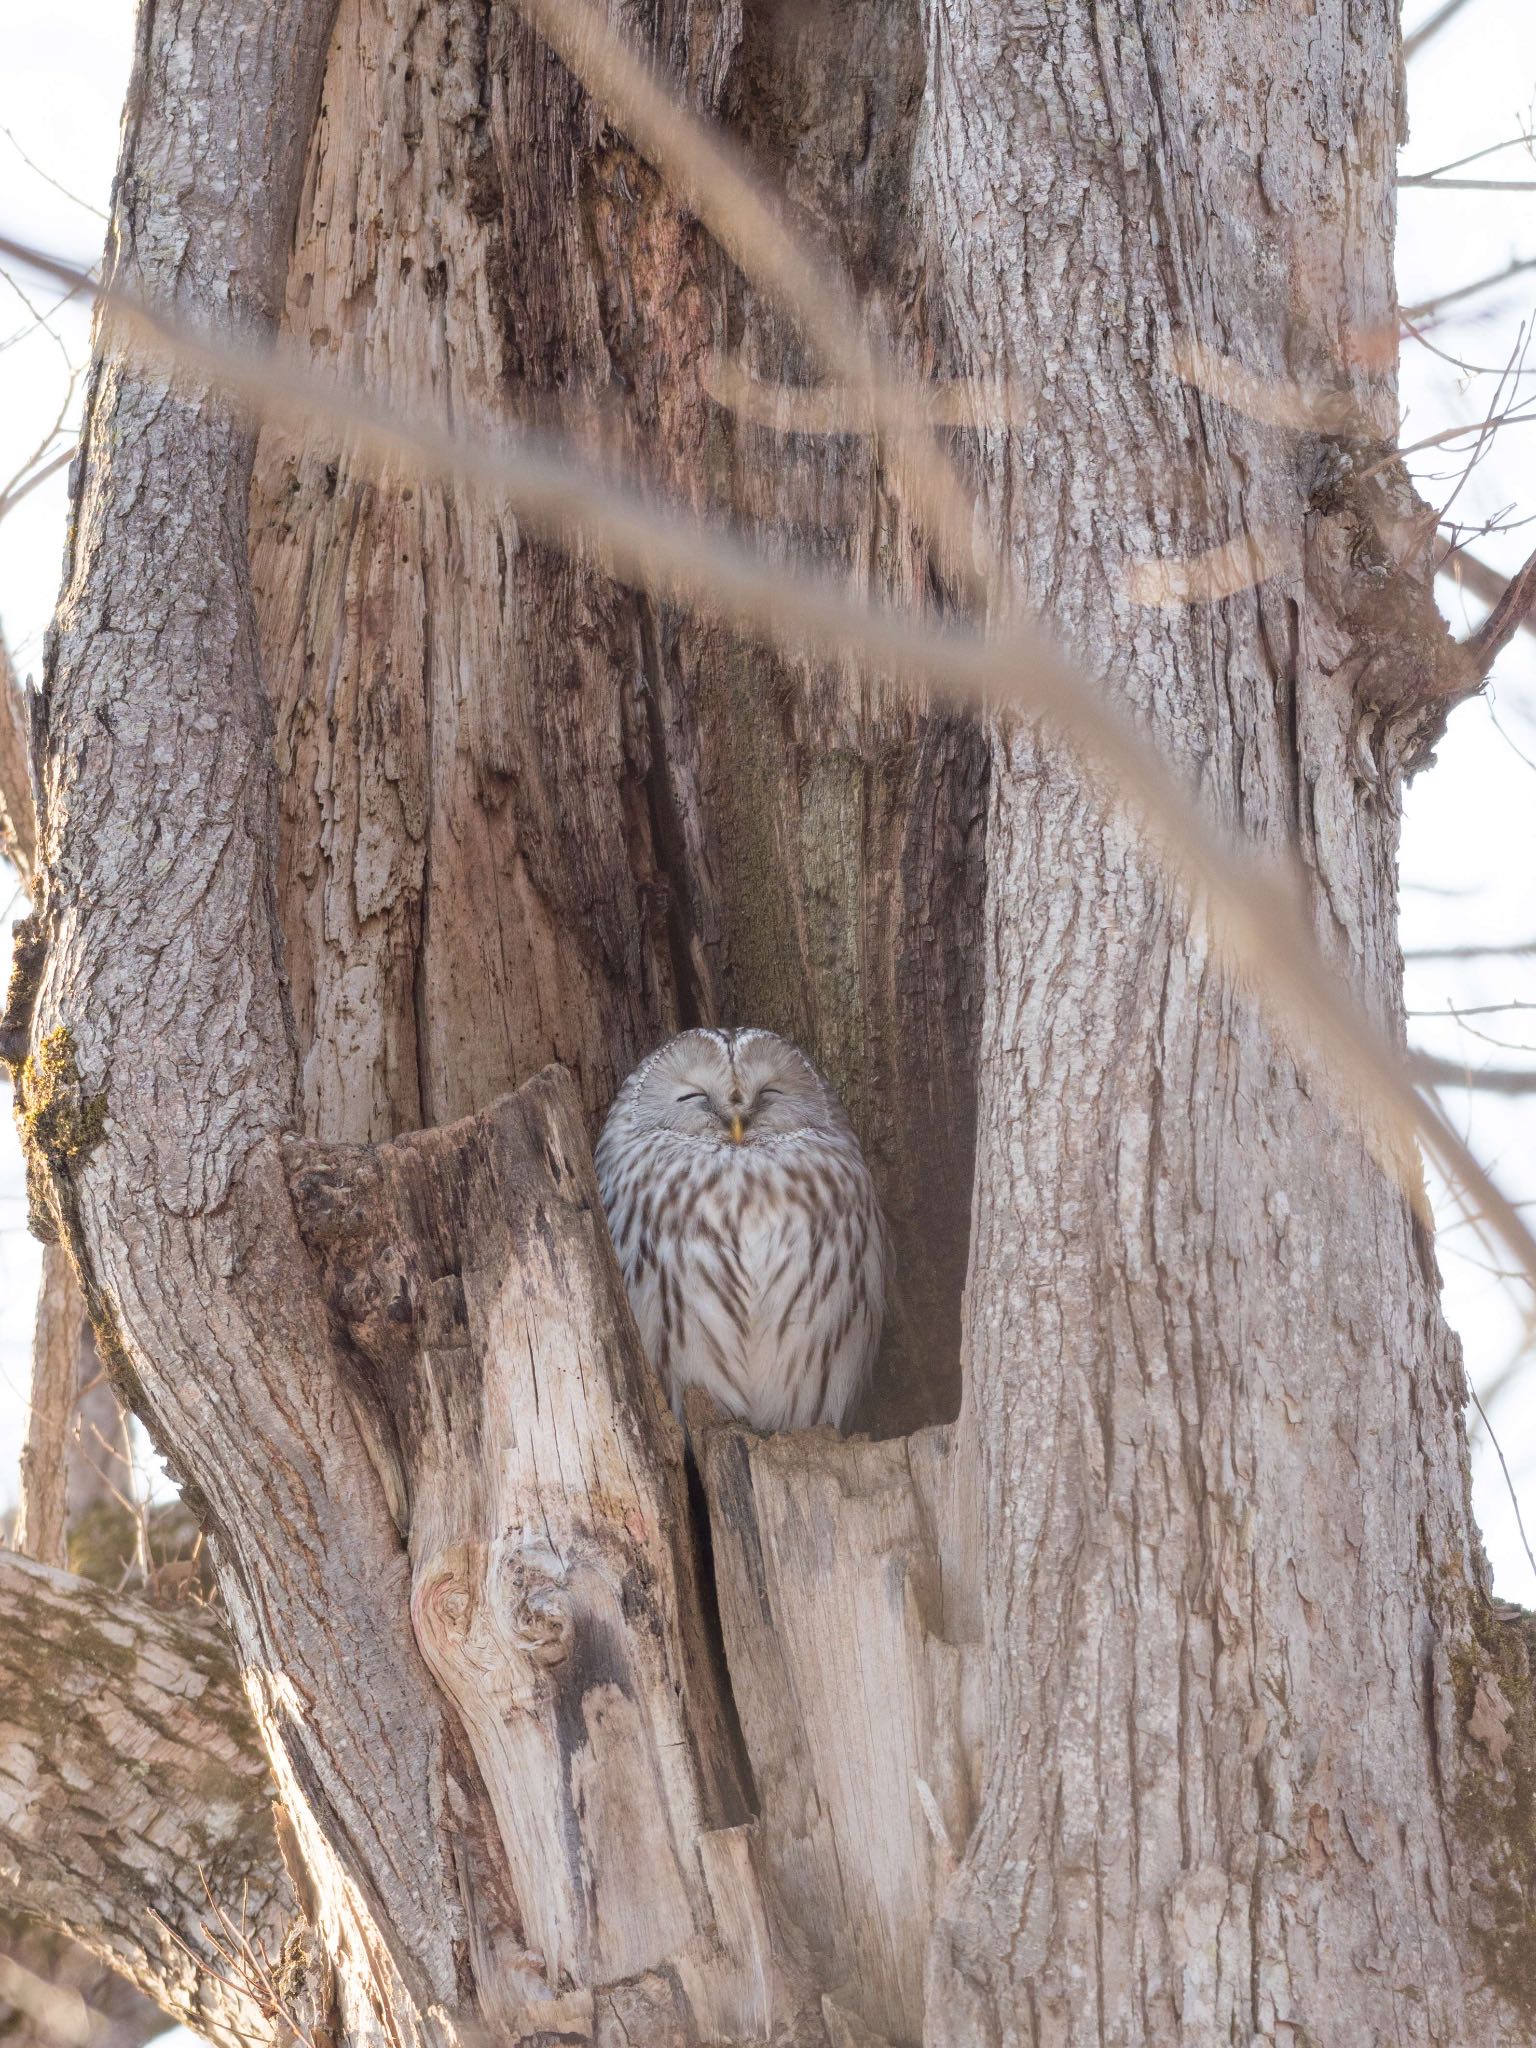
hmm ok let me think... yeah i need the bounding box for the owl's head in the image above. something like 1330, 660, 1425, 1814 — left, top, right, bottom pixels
617, 1028, 847, 1148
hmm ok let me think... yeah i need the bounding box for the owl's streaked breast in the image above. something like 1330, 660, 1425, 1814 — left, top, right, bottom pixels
595, 1032, 886, 1433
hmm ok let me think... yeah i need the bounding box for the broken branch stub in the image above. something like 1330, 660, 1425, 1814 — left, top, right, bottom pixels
696, 1413, 980, 2045
286, 1066, 805, 2038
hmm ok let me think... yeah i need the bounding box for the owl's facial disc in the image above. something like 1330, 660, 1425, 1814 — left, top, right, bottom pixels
648, 1029, 832, 1146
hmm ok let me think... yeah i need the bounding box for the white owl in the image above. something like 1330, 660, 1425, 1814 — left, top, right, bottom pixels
595, 1028, 886, 1432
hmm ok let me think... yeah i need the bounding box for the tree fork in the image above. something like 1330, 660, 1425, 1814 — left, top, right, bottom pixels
9, 0, 1536, 2043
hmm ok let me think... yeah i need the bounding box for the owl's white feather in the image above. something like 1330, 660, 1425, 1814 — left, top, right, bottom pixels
595, 1028, 886, 1431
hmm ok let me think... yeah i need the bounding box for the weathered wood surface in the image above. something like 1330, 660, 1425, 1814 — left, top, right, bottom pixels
12, 1243, 83, 1570
11, 1245, 132, 1577
0, 1552, 283, 2048
699, 1416, 978, 2044
288, 1067, 805, 2039
24, 0, 510, 2037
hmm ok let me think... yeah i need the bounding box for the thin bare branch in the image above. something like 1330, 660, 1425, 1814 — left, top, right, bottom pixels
1402, 316, 1536, 380
0, 263, 76, 382
1413, 1052, 1536, 1095
1467, 540, 1536, 676
1393, 399, 1536, 463
1435, 545, 1536, 647
1400, 175, 1536, 192
1469, 1381, 1536, 1584
0, 443, 75, 527
1399, 131, 1534, 186
1408, 1001, 1536, 1018
1403, 255, 1536, 324
1405, 936, 1536, 961
0, 126, 108, 222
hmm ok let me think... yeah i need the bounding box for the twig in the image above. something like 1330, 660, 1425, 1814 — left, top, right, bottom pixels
1403, 317, 1536, 380
1467, 540, 1536, 676
1426, 322, 1534, 535
0, 441, 75, 525
1393, 398, 1536, 463
1405, 936, 1536, 961
1400, 176, 1536, 192
1468, 1382, 1536, 1588
0, 125, 109, 221
1435, 545, 1536, 647
1408, 1002, 1536, 1019
1403, 254, 1536, 324
1399, 131, 1534, 186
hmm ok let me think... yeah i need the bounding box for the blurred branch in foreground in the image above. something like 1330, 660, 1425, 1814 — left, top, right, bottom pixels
4, 222, 1536, 1330
1402, 0, 1479, 62
1466, 541, 1536, 673
0, 442, 75, 527
1407, 935, 1536, 961
1403, 255, 1536, 324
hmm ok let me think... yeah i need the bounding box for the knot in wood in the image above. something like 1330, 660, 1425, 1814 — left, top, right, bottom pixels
500, 1547, 575, 1668
411, 1540, 574, 1676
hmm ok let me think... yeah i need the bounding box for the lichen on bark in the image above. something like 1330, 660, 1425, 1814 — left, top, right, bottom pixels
7, 1026, 107, 1242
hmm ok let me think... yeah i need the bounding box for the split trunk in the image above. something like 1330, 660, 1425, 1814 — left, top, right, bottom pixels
4, 1, 1533, 2044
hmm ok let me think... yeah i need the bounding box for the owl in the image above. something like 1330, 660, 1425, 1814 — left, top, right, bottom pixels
595, 1027, 887, 1432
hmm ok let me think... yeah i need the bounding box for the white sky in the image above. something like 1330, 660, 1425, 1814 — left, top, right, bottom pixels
0, 0, 1532, 1688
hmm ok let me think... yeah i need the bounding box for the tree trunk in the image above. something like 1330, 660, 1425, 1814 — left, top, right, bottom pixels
5, 0, 1533, 2045
916, 8, 1525, 2040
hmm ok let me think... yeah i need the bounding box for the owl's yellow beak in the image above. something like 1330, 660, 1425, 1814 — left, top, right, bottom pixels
729, 1111, 746, 1144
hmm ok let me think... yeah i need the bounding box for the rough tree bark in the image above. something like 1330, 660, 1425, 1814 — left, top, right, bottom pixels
4, 0, 1533, 2045
0, 1551, 283, 2046
916, 7, 1523, 2041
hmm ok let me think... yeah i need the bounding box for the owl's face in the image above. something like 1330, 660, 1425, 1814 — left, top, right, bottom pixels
624, 1028, 843, 1149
